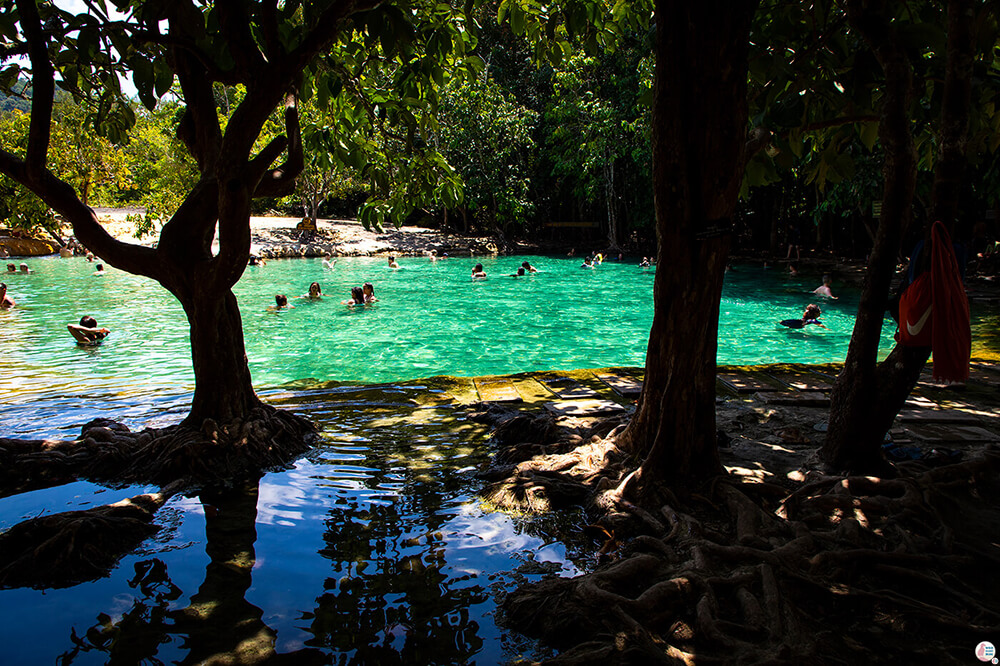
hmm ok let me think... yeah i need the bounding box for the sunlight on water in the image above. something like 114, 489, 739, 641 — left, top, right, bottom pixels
1, 254, 995, 664
0, 399, 586, 665
5, 253, 985, 438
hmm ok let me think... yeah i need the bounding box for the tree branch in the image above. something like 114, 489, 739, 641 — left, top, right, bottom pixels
216, 0, 267, 73
172, 50, 223, 174
157, 177, 220, 268
0, 149, 160, 279
256, 0, 282, 62
288, 0, 386, 73
253, 93, 304, 198
16, 0, 55, 180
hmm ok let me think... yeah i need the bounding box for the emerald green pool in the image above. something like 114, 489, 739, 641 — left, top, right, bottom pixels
0, 254, 994, 664
1, 254, 964, 438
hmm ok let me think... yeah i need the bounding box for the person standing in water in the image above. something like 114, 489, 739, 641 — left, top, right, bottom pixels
813, 274, 838, 299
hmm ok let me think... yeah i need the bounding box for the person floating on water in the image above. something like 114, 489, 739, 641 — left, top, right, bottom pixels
508, 267, 526, 277
68, 315, 110, 344
362, 282, 377, 303
388, 256, 400, 269
270, 294, 292, 310
780, 304, 827, 329
639, 257, 651, 268
813, 274, 837, 299
472, 263, 487, 279
581, 257, 595, 269
302, 282, 322, 299
5, 263, 15, 273
521, 261, 538, 273
0, 283, 15, 309
94, 263, 106, 276
19, 263, 31, 274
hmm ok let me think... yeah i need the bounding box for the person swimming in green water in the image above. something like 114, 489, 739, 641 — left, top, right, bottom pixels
780, 304, 827, 329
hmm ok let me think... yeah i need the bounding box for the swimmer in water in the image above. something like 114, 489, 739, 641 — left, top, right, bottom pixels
472, 263, 487, 279
780, 304, 827, 329
270, 294, 293, 311
581, 257, 595, 269
521, 261, 538, 273
67, 315, 110, 344
302, 282, 323, 299
362, 282, 377, 303
343, 286, 366, 305
0, 283, 15, 309
813, 274, 838, 299
94, 263, 106, 276
388, 256, 400, 269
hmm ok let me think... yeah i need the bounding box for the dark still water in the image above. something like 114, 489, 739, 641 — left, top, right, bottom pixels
0, 385, 588, 665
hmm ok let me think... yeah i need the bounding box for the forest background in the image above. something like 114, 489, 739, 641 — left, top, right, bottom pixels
3, 0, 997, 258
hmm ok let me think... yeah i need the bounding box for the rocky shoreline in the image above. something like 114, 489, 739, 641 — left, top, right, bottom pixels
242, 217, 502, 259
0, 211, 505, 260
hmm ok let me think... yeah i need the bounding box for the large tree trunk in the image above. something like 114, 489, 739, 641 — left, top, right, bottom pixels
183, 289, 261, 426
618, 0, 757, 488
823, 0, 975, 472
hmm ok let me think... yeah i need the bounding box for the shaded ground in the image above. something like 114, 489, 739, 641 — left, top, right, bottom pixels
444, 362, 1000, 664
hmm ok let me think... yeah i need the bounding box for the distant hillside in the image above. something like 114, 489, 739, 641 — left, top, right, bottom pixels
0, 78, 31, 113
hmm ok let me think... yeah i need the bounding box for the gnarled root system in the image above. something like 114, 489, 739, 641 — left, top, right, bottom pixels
491, 417, 1000, 665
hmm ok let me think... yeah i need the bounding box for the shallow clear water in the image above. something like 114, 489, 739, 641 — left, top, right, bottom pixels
1, 254, 995, 665
2, 254, 967, 438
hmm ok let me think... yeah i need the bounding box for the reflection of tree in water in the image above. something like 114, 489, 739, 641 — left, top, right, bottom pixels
304, 429, 488, 664
55, 407, 577, 664
59, 481, 324, 665
307, 501, 486, 664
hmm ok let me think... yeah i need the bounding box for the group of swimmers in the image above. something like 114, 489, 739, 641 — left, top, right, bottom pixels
271, 281, 378, 310
1, 262, 31, 309
470, 261, 539, 279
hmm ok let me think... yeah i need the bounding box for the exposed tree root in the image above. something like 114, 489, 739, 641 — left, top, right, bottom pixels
0, 404, 317, 492
489, 410, 1000, 664
0, 405, 318, 590
0, 480, 185, 589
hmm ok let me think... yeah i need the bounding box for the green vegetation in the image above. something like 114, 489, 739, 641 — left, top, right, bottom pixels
3, 3, 996, 254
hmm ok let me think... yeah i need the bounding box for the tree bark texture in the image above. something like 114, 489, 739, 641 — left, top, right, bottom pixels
619, 0, 757, 486
823, 0, 976, 471
182, 290, 260, 426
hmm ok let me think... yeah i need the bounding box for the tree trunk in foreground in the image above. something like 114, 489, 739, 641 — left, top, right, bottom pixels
618, 0, 757, 487
183, 289, 260, 426
823, 0, 975, 472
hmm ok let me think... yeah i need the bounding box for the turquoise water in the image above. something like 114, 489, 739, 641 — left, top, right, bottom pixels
0, 254, 938, 438
1, 254, 993, 665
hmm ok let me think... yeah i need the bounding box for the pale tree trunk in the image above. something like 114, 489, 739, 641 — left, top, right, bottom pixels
618, 0, 757, 489
604, 157, 620, 251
